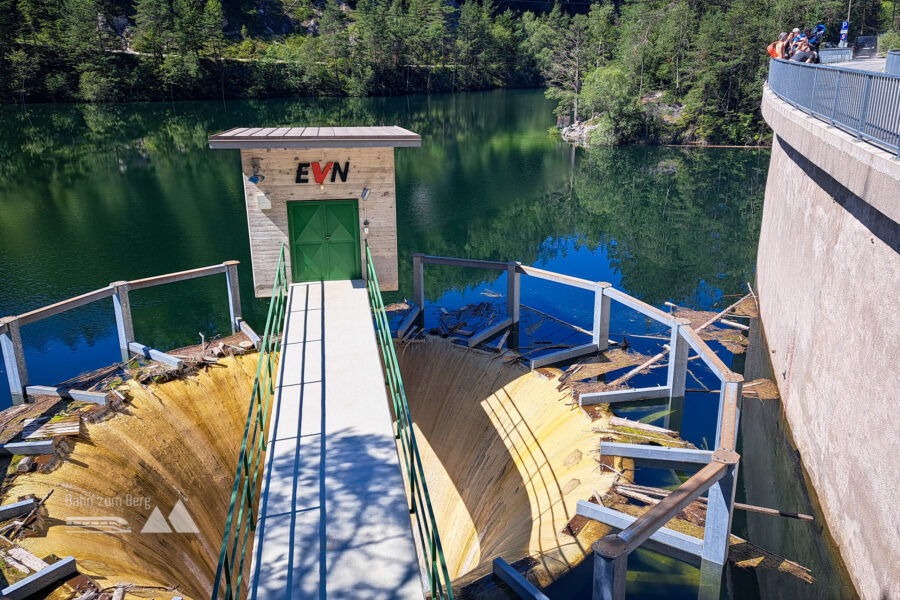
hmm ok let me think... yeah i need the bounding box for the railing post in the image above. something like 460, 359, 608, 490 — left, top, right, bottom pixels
830, 70, 843, 125
593, 283, 611, 351
698, 559, 726, 600
667, 318, 690, 399
592, 537, 627, 600
412, 253, 425, 327
714, 377, 743, 449
110, 281, 135, 362
0, 317, 28, 405
701, 449, 740, 566
857, 75, 873, 140
809, 67, 819, 114
507, 262, 521, 350
223, 260, 241, 334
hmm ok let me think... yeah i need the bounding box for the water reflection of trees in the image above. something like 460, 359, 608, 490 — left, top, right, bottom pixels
0, 91, 766, 345
396, 145, 767, 306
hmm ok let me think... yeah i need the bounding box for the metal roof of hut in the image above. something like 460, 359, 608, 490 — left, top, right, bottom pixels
208, 126, 422, 149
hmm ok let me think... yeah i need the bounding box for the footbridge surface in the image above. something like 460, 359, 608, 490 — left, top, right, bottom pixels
249, 280, 423, 599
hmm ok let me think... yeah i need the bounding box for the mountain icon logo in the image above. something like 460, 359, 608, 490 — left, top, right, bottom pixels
140, 500, 200, 534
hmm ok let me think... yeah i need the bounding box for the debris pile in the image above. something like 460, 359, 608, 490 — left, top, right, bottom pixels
0, 332, 262, 598
594, 483, 815, 583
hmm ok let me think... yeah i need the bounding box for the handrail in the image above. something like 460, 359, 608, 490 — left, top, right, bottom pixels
366, 242, 455, 599
211, 244, 288, 600
16, 286, 116, 326
129, 263, 229, 291
415, 254, 509, 271
617, 460, 728, 553
767, 57, 900, 157
4, 261, 235, 327
1, 259, 244, 405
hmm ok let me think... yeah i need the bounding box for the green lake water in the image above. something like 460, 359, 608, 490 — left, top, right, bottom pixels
0, 89, 853, 599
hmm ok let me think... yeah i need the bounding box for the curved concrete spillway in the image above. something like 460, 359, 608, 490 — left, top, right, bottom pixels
5, 339, 615, 598
6, 355, 258, 599
398, 338, 615, 592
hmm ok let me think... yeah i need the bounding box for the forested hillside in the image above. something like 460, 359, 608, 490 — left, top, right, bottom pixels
0, 0, 895, 144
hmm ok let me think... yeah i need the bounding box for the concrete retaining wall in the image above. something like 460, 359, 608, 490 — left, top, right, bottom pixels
758, 86, 900, 600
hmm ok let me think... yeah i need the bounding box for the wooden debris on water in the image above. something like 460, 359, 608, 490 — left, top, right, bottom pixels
23, 417, 81, 440
742, 378, 780, 400
557, 348, 652, 392
731, 294, 759, 318
668, 306, 750, 354
612, 482, 814, 521
591, 415, 692, 447
384, 301, 411, 312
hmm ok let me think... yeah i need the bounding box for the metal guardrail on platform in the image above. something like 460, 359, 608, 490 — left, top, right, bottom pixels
212, 244, 288, 600
817, 47, 853, 63
887, 50, 900, 75
365, 242, 455, 600
767, 57, 900, 157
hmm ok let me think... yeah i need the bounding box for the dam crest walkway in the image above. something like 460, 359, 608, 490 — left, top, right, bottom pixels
249, 280, 423, 599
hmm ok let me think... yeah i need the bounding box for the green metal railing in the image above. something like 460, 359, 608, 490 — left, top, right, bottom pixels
212, 243, 289, 600
365, 241, 455, 600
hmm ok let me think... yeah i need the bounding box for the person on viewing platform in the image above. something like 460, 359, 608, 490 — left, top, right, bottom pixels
768, 33, 787, 58
790, 34, 807, 57
785, 28, 801, 58
809, 24, 826, 52
790, 40, 816, 63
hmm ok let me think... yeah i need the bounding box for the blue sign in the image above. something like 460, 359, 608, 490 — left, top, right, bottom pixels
841, 33, 848, 41
840, 20, 849, 31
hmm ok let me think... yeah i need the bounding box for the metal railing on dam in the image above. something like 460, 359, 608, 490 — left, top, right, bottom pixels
365, 242, 455, 599
212, 244, 288, 600
405, 254, 745, 600
888, 50, 900, 75
767, 57, 900, 157
817, 47, 852, 64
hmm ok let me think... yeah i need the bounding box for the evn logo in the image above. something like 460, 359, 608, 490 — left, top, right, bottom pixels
296, 161, 350, 184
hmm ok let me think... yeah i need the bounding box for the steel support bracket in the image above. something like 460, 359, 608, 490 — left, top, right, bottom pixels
712, 448, 740, 464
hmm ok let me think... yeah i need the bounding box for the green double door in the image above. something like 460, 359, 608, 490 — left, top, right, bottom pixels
287, 200, 361, 282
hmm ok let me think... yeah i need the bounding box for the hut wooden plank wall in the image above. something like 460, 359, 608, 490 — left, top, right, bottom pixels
209, 126, 421, 297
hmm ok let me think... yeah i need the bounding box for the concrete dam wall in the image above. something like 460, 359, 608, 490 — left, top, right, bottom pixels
758, 87, 900, 600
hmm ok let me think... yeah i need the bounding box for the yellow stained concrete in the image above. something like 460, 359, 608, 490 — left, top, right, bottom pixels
4, 355, 259, 599
398, 338, 617, 590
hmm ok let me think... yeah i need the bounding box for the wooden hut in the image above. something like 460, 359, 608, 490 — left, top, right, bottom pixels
209, 126, 421, 296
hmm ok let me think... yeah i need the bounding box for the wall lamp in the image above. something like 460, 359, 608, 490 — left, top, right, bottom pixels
361, 188, 370, 234
248, 157, 265, 184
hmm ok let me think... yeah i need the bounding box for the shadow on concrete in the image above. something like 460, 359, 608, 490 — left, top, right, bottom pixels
250, 281, 422, 599
777, 135, 899, 253
399, 339, 590, 598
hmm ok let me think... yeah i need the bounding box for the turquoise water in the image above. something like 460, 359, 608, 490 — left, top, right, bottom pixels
0, 90, 852, 598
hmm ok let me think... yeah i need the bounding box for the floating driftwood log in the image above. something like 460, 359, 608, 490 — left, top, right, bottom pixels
612, 482, 814, 522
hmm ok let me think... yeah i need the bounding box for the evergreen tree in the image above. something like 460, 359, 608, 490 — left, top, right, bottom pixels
63, 0, 118, 101
134, 0, 173, 61
543, 13, 592, 120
